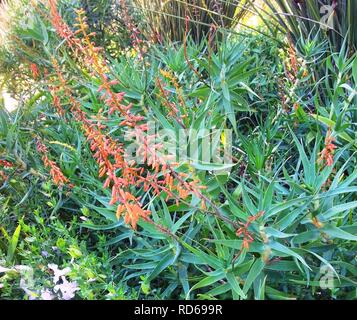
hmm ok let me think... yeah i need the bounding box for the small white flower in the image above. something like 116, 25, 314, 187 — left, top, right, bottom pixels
53, 276, 79, 300
48, 263, 71, 284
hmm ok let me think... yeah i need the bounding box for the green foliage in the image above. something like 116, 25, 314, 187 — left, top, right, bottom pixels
0, 0, 356, 301
78, 0, 137, 56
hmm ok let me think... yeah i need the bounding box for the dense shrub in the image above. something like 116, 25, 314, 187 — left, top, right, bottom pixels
0, 0, 356, 300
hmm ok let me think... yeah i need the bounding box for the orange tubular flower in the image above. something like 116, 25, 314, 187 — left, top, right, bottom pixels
156, 78, 186, 129
30, 63, 40, 79
0, 160, 13, 183
311, 216, 324, 229
159, 69, 186, 110
48, 0, 81, 50
319, 129, 337, 167
0, 160, 13, 168
236, 211, 265, 251
116, 199, 151, 230
36, 139, 69, 187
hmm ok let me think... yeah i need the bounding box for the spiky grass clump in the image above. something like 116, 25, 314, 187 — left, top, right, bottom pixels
132, 0, 251, 43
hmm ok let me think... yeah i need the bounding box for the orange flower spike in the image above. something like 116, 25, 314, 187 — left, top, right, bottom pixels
0, 160, 13, 168
116, 204, 125, 220
103, 177, 111, 189
36, 139, 69, 187
98, 166, 106, 178
159, 69, 186, 109
124, 209, 132, 228
319, 128, 337, 167
236, 211, 264, 251
119, 203, 151, 230
312, 216, 324, 229
109, 186, 118, 205
0, 160, 13, 183
48, 0, 79, 48
201, 199, 207, 210
30, 63, 40, 79
47, 12, 210, 232
242, 238, 250, 250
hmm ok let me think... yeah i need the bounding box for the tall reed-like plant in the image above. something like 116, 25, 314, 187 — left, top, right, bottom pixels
131, 0, 251, 43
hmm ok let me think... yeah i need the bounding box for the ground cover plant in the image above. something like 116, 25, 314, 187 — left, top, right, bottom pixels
0, 0, 356, 300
